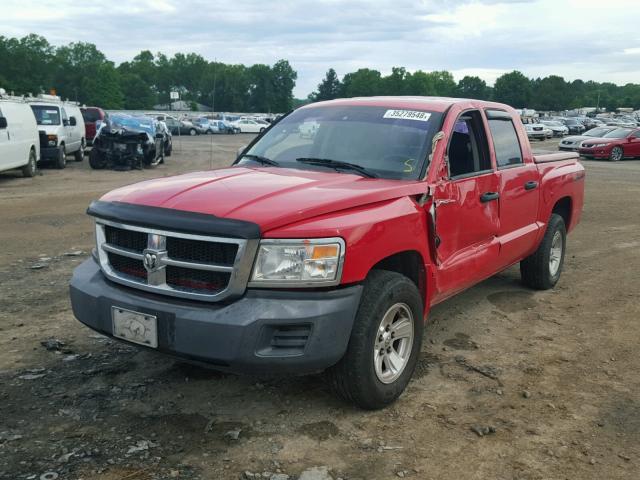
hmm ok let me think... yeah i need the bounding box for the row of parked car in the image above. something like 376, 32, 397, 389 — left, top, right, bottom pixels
522, 114, 640, 142
0, 92, 90, 177
557, 125, 640, 161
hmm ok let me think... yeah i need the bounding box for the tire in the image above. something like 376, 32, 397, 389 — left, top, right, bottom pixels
520, 213, 566, 290
609, 146, 623, 162
189, 128, 197, 136
326, 270, 424, 409
74, 142, 84, 162
88, 148, 106, 169
259, 128, 265, 133
22, 149, 37, 178
55, 146, 66, 169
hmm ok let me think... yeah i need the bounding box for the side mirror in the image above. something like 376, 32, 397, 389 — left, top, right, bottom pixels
236, 145, 247, 161
0, 116, 7, 129
70, 116, 77, 126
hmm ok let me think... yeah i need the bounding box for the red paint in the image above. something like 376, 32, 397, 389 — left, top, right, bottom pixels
80, 107, 106, 144
578, 128, 640, 159
99, 97, 585, 318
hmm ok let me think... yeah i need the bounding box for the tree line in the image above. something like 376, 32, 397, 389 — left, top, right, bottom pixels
309, 68, 640, 111
2, 34, 640, 113
0, 34, 297, 112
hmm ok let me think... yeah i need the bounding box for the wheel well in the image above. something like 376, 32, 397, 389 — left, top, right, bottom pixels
371, 251, 426, 303
552, 197, 572, 228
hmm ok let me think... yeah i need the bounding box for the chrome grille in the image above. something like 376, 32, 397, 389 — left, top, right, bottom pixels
95, 220, 258, 302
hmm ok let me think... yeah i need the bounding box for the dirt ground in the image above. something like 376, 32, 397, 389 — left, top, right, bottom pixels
1, 135, 638, 480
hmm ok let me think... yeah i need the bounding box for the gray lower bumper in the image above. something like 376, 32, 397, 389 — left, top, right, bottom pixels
70, 259, 362, 375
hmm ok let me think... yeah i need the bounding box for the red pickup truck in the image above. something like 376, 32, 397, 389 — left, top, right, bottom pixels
70, 97, 585, 409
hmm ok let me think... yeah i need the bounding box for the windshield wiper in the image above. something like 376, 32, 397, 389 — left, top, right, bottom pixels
295, 157, 377, 178
240, 154, 280, 167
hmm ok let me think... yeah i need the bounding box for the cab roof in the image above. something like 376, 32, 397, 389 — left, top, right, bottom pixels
301, 96, 511, 114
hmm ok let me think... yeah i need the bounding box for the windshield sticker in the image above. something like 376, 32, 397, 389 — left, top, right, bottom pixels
46, 109, 58, 114
383, 110, 431, 122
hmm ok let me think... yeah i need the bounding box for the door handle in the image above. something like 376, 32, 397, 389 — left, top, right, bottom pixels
524, 181, 539, 190
480, 192, 500, 203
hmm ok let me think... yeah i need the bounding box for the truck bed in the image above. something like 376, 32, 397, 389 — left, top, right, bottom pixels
533, 151, 579, 164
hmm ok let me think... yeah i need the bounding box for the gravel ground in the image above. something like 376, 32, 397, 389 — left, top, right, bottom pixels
0, 136, 638, 480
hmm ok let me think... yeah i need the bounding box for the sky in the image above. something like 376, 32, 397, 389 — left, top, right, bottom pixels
2, 0, 639, 97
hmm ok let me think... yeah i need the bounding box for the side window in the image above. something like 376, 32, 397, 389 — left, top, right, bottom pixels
447, 110, 491, 178
486, 112, 523, 168
633, 131, 640, 138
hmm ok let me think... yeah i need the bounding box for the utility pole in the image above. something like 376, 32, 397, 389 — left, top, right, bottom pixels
212, 58, 217, 113
596, 92, 601, 112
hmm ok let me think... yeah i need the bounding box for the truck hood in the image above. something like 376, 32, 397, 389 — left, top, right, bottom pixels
100, 166, 427, 232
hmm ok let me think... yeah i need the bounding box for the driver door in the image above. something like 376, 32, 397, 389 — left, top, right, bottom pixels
430, 109, 500, 301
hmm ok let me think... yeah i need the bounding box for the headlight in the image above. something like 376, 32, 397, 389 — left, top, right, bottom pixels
47, 134, 57, 146
594, 143, 609, 147
249, 238, 344, 287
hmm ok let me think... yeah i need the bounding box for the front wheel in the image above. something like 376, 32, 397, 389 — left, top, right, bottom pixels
189, 128, 197, 136
55, 146, 66, 169
520, 213, 566, 290
88, 148, 107, 169
326, 270, 424, 409
609, 146, 623, 162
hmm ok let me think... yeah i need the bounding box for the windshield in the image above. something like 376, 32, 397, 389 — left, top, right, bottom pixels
585, 127, 613, 137
31, 105, 61, 125
603, 128, 633, 138
107, 114, 155, 135
565, 118, 579, 125
240, 105, 442, 180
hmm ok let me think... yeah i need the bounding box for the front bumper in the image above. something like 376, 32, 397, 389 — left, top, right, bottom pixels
40, 146, 61, 160
578, 148, 609, 158
70, 258, 362, 375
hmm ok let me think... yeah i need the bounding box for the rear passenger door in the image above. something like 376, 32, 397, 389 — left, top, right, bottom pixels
485, 110, 541, 267
431, 109, 500, 299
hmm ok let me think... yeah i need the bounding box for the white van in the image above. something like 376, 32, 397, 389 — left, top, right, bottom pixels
28, 96, 86, 169
0, 95, 40, 177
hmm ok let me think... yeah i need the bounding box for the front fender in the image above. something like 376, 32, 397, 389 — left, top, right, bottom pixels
262, 196, 432, 285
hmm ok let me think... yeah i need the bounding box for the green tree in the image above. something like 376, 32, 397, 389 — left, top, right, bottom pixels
457, 75, 489, 99
341, 68, 382, 97
531, 75, 570, 111
309, 68, 342, 102
119, 73, 155, 109
494, 70, 532, 108
270, 59, 297, 112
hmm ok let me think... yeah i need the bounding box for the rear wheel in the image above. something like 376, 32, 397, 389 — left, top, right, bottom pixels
520, 213, 566, 290
55, 146, 66, 169
327, 270, 424, 409
189, 128, 197, 136
74, 141, 84, 162
22, 149, 37, 177
609, 146, 623, 162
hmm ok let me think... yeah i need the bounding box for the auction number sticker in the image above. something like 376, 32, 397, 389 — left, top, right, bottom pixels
383, 110, 431, 122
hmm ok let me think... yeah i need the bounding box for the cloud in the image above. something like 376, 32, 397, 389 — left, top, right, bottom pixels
1, 0, 639, 96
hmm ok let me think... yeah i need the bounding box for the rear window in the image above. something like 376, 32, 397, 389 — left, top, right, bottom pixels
81, 108, 102, 123
31, 105, 61, 125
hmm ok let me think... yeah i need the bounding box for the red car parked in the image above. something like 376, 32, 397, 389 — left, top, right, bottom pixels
70, 97, 585, 408
579, 127, 640, 161
80, 107, 106, 146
